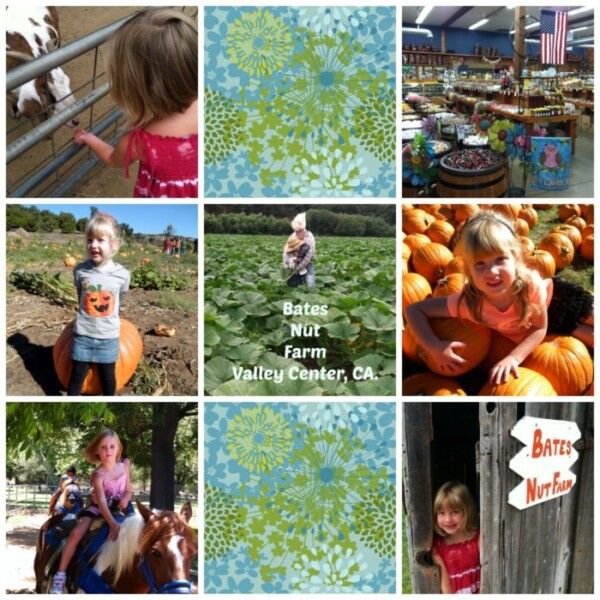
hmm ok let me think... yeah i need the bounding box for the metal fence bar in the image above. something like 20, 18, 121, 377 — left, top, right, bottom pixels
7, 82, 110, 164
6, 13, 137, 91
9, 108, 124, 198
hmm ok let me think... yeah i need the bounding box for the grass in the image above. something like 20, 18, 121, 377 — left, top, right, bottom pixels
151, 292, 198, 312
402, 509, 412, 593
529, 204, 593, 292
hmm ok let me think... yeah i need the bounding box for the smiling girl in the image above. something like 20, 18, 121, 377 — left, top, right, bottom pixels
405, 211, 594, 385
431, 482, 480, 594
68, 213, 130, 395
50, 429, 131, 593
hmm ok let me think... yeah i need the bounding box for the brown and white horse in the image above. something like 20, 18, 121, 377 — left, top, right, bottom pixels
35, 500, 197, 594
50, 478, 82, 516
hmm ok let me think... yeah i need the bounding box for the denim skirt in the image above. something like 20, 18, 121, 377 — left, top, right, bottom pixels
71, 334, 119, 363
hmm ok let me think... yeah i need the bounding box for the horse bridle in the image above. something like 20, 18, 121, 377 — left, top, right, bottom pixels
139, 554, 192, 594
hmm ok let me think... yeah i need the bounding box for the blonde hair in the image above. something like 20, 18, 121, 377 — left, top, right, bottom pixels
105, 8, 198, 127
433, 481, 478, 537
454, 210, 533, 326
85, 212, 121, 241
84, 428, 123, 465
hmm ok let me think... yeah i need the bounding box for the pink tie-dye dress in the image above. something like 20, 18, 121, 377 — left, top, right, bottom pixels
125, 129, 198, 198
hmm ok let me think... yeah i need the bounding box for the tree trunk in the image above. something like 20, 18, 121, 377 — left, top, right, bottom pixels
150, 404, 180, 510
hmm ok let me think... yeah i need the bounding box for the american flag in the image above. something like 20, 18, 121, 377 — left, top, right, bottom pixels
540, 10, 568, 65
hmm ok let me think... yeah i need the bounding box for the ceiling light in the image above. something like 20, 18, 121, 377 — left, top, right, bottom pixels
525, 38, 540, 44
402, 26, 433, 38
469, 18, 489, 30
416, 6, 433, 25
571, 26, 591, 33
571, 35, 594, 45
568, 7, 592, 16
579, 44, 595, 47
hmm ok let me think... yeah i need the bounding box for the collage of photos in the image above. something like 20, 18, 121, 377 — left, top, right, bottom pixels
3, 1, 596, 597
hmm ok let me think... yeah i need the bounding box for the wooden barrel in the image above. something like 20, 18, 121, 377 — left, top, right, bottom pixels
436, 151, 508, 198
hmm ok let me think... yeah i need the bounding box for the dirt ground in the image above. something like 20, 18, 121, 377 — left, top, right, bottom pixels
6, 6, 197, 199
6, 233, 198, 397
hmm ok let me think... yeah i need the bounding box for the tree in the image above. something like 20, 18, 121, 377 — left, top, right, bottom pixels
57, 212, 77, 233
165, 224, 176, 237
120, 223, 134, 237
90, 207, 99, 218
76, 218, 88, 233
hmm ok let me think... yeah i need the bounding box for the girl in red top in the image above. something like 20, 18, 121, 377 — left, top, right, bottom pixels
432, 481, 480, 594
405, 211, 594, 385
73, 8, 198, 198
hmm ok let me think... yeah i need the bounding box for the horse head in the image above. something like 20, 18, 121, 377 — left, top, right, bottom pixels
93, 499, 197, 594
58, 479, 82, 514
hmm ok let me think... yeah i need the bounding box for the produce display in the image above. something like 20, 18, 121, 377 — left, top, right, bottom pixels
441, 149, 502, 172
462, 134, 489, 147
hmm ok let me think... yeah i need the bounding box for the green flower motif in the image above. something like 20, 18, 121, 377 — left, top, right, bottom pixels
227, 9, 293, 77
354, 483, 396, 558
277, 427, 372, 535
204, 88, 245, 164
204, 484, 245, 560
291, 147, 372, 196
353, 87, 396, 162
227, 405, 293, 473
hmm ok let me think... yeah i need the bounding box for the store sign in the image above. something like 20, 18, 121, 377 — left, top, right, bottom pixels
508, 416, 580, 510
530, 136, 572, 191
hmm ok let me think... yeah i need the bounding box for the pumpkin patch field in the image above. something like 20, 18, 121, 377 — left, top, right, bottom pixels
6, 232, 198, 396
402, 203, 594, 396
204, 234, 396, 395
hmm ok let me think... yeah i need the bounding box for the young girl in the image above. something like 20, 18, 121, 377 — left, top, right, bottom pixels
50, 429, 132, 594
431, 481, 480, 594
73, 8, 198, 198
69, 213, 130, 396
405, 211, 594, 385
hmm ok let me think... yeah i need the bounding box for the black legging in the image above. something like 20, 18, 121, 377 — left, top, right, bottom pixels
67, 361, 116, 396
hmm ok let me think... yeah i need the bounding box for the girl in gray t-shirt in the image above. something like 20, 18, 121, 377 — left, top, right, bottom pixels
68, 213, 131, 395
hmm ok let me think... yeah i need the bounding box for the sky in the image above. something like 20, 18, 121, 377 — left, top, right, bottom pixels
25, 204, 198, 238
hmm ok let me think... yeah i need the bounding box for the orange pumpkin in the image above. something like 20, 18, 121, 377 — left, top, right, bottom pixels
453, 204, 479, 223
522, 335, 593, 396
403, 373, 467, 396
83, 287, 115, 317
519, 236, 535, 253
444, 257, 465, 276
140, 258, 152, 266
403, 208, 435, 234
479, 367, 556, 396
580, 235, 594, 261
539, 233, 574, 270
551, 224, 582, 249
402, 273, 432, 317
404, 233, 431, 254
565, 215, 586, 232
402, 323, 425, 366
426, 220, 455, 246
558, 204, 580, 222
518, 207, 538, 228
416, 318, 491, 376
412, 243, 454, 284
581, 224, 594, 240
402, 242, 411, 262
53, 319, 143, 394
433, 273, 465, 298
477, 331, 518, 374
64, 256, 77, 267
524, 249, 556, 278
513, 218, 529, 237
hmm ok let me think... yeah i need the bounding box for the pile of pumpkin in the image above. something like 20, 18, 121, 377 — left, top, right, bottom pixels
402, 203, 594, 396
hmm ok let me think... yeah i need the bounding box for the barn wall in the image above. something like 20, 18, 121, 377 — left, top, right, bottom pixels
402, 403, 439, 593
480, 402, 593, 593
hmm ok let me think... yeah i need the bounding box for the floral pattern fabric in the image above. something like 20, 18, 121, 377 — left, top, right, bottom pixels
204, 7, 396, 197
204, 402, 396, 593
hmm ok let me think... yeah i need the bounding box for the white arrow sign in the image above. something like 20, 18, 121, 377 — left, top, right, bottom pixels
508, 416, 581, 510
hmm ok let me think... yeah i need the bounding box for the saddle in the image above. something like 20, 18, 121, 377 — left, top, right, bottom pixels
44, 510, 127, 594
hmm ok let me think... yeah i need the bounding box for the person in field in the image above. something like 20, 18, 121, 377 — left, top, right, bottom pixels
68, 213, 130, 395
431, 481, 480, 594
282, 213, 316, 288
73, 8, 198, 198
405, 211, 594, 385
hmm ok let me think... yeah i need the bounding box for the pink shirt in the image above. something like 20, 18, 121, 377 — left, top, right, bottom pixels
446, 271, 553, 343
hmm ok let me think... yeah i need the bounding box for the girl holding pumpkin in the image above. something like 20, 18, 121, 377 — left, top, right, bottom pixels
405, 211, 593, 385
68, 213, 130, 395
50, 428, 131, 593
431, 481, 480, 594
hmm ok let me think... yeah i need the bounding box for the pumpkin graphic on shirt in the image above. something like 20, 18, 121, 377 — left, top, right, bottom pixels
83, 285, 115, 317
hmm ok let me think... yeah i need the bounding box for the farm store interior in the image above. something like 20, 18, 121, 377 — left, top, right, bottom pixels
402, 203, 594, 396
402, 6, 594, 199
